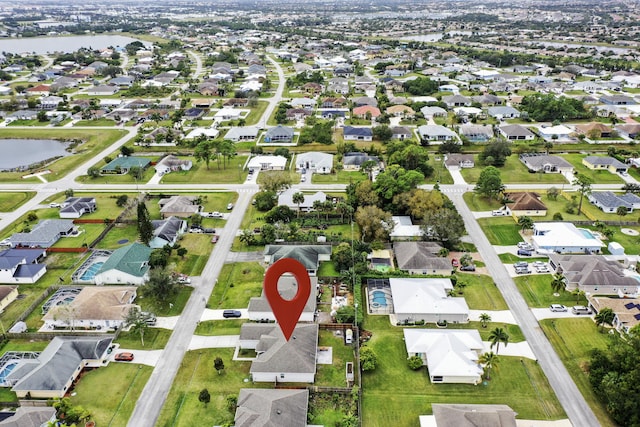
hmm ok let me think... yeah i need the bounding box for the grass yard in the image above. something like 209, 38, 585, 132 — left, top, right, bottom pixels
208, 262, 265, 309
498, 253, 549, 264
156, 348, 265, 427
192, 192, 238, 213
139, 286, 193, 317
361, 314, 565, 426
95, 224, 139, 249
70, 363, 153, 427
318, 261, 339, 277
115, 327, 172, 350
74, 118, 117, 126
455, 273, 508, 310
463, 192, 503, 211
315, 329, 357, 387
0, 338, 49, 353
312, 170, 368, 184
560, 154, 624, 184
513, 274, 588, 308
161, 156, 248, 184
77, 165, 156, 184
244, 100, 269, 125
166, 234, 212, 276
0, 128, 127, 182
459, 156, 568, 184
425, 155, 454, 185
539, 318, 616, 427
477, 217, 522, 245
0, 192, 34, 212
194, 319, 244, 336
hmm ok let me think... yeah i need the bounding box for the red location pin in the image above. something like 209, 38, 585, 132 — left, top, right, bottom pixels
263, 258, 311, 341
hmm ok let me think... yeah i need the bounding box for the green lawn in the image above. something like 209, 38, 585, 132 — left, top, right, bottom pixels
194, 319, 244, 336
455, 273, 509, 310
161, 156, 248, 184
460, 156, 568, 184
463, 192, 503, 211
560, 154, 624, 184
513, 274, 588, 308
477, 217, 522, 245
77, 166, 156, 184
115, 327, 172, 350
362, 314, 565, 426
0, 192, 34, 212
166, 234, 213, 276
244, 101, 269, 125
0, 128, 127, 182
74, 118, 117, 126
139, 286, 193, 317
426, 155, 454, 185
539, 319, 616, 427
70, 363, 153, 427
208, 262, 265, 309
95, 224, 139, 249
312, 170, 368, 184
318, 261, 339, 277
315, 330, 357, 387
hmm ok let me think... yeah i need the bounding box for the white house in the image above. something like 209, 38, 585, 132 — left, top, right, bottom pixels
404, 329, 484, 384
214, 108, 243, 121
537, 124, 573, 141
390, 278, 469, 324
389, 216, 422, 240
0, 248, 47, 284
296, 152, 333, 174
278, 189, 327, 212
154, 155, 193, 176
248, 276, 317, 322
248, 155, 287, 171
532, 222, 604, 254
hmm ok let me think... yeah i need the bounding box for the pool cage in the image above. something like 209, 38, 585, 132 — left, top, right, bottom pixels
366, 278, 394, 315
0, 351, 40, 387
71, 250, 112, 283
42, 287, 82, 315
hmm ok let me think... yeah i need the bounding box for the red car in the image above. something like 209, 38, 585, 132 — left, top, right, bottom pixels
115, 352, 134, 362
211, 235, 219, 243
451, 259, 459, 267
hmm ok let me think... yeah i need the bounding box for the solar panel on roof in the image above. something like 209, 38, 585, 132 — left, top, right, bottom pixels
634, 314, 640, 320
625, 302, 636, 309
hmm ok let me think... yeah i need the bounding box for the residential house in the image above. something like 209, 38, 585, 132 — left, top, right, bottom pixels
417, 125, 458, 144
154, 155, 193, 176
575, 122, 613, 138
352, 96, 377, 107
278, 189, 327, 212
442, 94, 471, 108
504, 192, 547, 216
87, 85, 119, 96
427, 404, 517, 427
582, 156, 628, 174
519, 154, 574, 174
248, 276, 317, 322
235, 389, 309, 427
214, 108, 243, 121
589, 297, 640, 333
472, 94, 503, 106
458, 124, 493, 142
352, 105, 381, 119
499, 124, 535, 141
239, 323, 318, 383
537, 124, 573, 141
600, 94, 636, 105
0, 248, 47, 284
615, 124, 640, 139
549, 254, 639, 296
391, 278, 469, 324
94, 243, 152, 285
389, 216, 421, 241
391, 126, 412, 140
393, 242, 451, 275
108, 76, 134, 87
247, 155, 287, 171
296, 152, 333, 174
264, 245, 331, 276
342, 152, 380, 171
223, 98, 249, 108
588, 191, 640, 213
420, 106, 447, 118
25, 85, 50, 96
0, 285, 18, 312
289, 98, 316, 109
343, 126, 372, 141
198, 82, 220, 96
150, 216, 187, 249
8, 337, 113, 398
532, 223, 604, 254
42, 286, 137, 331
321, 97, 347, 109
444, 154, 474, 170
286, 108, 312, 121
40, 96, 64, 110
225, 127, 259, 142
264, 125, 294, 143
101, 157, 152, 174
59, 197, 97, 219
386, 105, 415, 118
9, 220, 75, 249
487, 106, 520, 119
302, 82, 323, 95
0, 406, 56, 427
403, 329, 483, 384
158, 196, 201, 218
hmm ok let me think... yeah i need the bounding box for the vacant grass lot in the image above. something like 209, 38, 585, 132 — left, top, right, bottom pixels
140, 286, 193, 317
161, 156, 248, 184
208, 262, 265, 309
0, 192, 34, 212
561, 154, 624, 184
70, 363, 153, 427
539, 318, 616, 427
0, 128, 127, 182
455, 273, 509, 310
116, 327, 172, 350
312, 170, 368, 184
477, 217, 522, 245
513, 274, 588, 308
194, 319, 244, 336
166, 234, 212, 276
362, 315, 565, 426
460, 156, 568, 184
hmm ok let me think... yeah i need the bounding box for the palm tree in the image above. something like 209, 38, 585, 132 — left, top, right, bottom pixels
292, 192, 305, 218
517, 216, 533, 232
125, 307, 149, 347
479, 351, 499, 380
594, 308, 615, 332
488, 327, 509, 354
479, 313, 491, 328
550, 274, 566, 294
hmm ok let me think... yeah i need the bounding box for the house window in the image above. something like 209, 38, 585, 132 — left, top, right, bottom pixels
432, 376, 443, 382
280, 374, 285, 379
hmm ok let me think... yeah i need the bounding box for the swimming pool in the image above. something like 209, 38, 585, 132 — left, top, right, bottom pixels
372, 290, 389, 307
80, 262, 104, 280
0, 362, 17, 384
578, 228, 597, 239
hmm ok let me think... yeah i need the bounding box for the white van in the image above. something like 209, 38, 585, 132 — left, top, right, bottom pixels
345, 328, 353, 344
572, 306, 592, 315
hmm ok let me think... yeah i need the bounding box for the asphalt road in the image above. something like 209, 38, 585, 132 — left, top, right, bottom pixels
447, 191, 600, 427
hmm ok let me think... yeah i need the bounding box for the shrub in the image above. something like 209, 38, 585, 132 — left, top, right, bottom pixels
360, 346, 377, 371
408, 355, 424, 370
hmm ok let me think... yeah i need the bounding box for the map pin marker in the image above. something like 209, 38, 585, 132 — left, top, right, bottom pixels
264, 257, 311, 341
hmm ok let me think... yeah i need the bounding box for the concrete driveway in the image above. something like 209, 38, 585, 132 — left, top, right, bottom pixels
110, 349, 163, 367
531, 308, 594, 321
200, 308, 249, 321
481, 341, 536, 360
152, 316, 180, 330
469, 310, 517, 325
189, 334, 239, 350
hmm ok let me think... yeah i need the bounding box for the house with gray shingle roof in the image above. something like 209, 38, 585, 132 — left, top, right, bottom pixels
343, 126, 373, 141
588, 191, 640, 213
8, 336, 113, 398
0, 406, 56, 427
0, 248, 47, 284
235, 389, 309, 427
296, 152, 333, 174
9, 220, 75, 248
519, 154, 573, 174
417, 125, 459, 143
158, 195, 201, 218
430, 404, 517, 427
278, 189, 327, 212
582, 156, 628, 174
264, 245, 331, 276
94, 243, 151, 285
150, 216, 187, 248
488, 106, 520, 119
264, 125, 294, 143
393, 242, 450, 275
342, 152, 380, 171
248, 276, 317, 322
499, 124, 535, 141
59, 197, 96, 219
239, 323, 318, 383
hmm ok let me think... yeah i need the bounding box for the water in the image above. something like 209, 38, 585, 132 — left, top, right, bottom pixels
579, 228, 597, 239
80, 262, 104, 281
0, 139, 70, 171
0, 34, 150, 55
0, 362, 17, 383
372, 290, 389, 307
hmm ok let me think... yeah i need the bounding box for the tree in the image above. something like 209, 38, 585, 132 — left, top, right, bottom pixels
594, 308, 615, 331
352, 180, 379, 207
65, 188, 74, 198
37, 110, 48, 122
488, 327, 509, 354
264, 205, 295, 224
177, 247, 188, 259
214, 357, 225, 374
199, 388, 211, 405
116, 194, 129, 207
372, 125, 392, 142
361, 160, 377, 180
479, 351, 499, 380
479, 140, 511, 167
407, 355, 423, 370
137, 201, 153, 245
360, 346, 378, 371
53, 398, 91, 425
423, 207, 466, 249
616, 206, 629, 217
550, 274, 566, 294
573, 173, 593, 215
335, 305, 355, 323
373, 164, 424, 205
517, 215, 533, 232
141, 267, 179, 304
355, 205, 393, 242
474, 166, 505, 200
120, 145, 134, 156
547, 186, 560, 201
254, 191, 277, 211
87, 166, 100, 178
194, 140, 213, 169
125, 307, 149, 347
479, 313, 492, 328
260, 171, 292, 192
292, 192, 305, 217
404, 189, 445, 220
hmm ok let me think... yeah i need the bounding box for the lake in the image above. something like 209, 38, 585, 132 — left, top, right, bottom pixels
0, 139, 70, 171
0, 34, 150, 55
